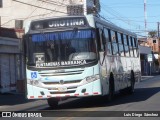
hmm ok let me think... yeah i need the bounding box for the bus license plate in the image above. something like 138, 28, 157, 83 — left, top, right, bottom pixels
58, 87, 67, 92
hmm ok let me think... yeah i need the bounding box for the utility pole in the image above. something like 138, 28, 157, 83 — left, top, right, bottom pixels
158, 22, 160, 38
144, 0, 147, 37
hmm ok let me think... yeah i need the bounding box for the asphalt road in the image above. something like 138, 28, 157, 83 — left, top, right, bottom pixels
1, 76, 160, 120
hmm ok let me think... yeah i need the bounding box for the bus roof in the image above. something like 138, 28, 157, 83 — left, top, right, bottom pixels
27, 14, 137, 37
86, 14, 137, 37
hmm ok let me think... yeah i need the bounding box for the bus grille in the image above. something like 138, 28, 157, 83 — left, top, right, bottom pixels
43, 80, 81, 85
39, 69, 84, 76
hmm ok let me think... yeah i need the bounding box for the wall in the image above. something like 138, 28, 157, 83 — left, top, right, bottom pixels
147, 38, 159, 53
0, 36, 21, 93
0, 0, 70, 28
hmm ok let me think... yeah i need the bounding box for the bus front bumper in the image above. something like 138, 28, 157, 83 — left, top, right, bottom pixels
27, 79, 102, 99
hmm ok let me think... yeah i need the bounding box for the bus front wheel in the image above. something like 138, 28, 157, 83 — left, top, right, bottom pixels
47, 98, 59, 108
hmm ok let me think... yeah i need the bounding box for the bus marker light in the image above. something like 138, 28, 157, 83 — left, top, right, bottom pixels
74, 94, 79, 96
30, 96, 34, 99
93, 92, 99, 95
84, 93, 89, 95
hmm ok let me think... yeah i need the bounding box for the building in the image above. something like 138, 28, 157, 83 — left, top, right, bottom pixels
138, 37, 160, 75
138, 38, 152, 75
147, 37, 160, 73
0, 27, 24, 93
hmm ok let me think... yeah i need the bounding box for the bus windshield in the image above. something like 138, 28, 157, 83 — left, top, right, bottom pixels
27, 29, 97, 68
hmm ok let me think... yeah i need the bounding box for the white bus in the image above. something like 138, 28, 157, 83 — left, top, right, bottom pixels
24, 14, 141, 108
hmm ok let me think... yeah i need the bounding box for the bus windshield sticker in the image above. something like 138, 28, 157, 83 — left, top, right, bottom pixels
31, 72, 37, 79
36, 60, 87, 67
34, 53, 45, 63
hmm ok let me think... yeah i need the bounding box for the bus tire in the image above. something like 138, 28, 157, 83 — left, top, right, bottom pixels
47, 98, 59, 109
128, 72, 135, 94
107, 73, 115, 101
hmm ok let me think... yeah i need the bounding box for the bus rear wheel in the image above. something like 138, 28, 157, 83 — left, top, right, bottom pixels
47, 98, 59, 108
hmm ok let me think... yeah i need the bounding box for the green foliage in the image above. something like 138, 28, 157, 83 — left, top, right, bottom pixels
148, 30, 157, 38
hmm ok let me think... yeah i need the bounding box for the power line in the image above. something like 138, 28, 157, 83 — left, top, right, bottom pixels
1, 11, 54, 26
100, 2, 149, 37
48, 0, 69, 6
105, 17, 158, 24
24, 0, 42, 20
107, 15, 160, 19
100, 4, 143, 29
12, 0, 67, 14
97, 13, 115, 25
1, 0, 52, 26
105, 4, 160, 8
37, 0, 67, 7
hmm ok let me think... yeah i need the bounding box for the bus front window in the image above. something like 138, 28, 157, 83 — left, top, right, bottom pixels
27, 29, 97, 67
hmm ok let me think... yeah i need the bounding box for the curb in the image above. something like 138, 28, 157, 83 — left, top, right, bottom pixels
140, 75, 160, 82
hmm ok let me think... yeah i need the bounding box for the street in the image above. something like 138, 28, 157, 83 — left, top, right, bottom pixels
0, 75, 160, 120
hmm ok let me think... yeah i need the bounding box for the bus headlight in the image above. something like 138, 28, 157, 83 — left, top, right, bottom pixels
86, 74, 99, 83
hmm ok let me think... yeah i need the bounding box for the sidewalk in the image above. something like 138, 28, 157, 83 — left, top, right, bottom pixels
141, 76, 154, 81
141, 73, 160, 81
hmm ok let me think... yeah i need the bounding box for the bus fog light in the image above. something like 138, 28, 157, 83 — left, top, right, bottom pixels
27, 79, 40, 86
86, 74, 99, 83
27, 79, 33, 85
33, 80, 39, 86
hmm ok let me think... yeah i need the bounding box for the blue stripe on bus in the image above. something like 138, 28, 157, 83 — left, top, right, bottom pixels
32, 30, 95, 42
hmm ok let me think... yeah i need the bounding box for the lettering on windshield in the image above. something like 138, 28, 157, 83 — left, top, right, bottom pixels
36, 60, 87, 67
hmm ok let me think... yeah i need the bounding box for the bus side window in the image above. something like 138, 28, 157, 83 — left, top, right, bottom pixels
117, 32, 125, 56
133, 38, 138, 57
123, 34, 130, 57
104, 28, 112, 55
96, 28, 105, 52
129, 36, 134, 57
110, 30, 118, 56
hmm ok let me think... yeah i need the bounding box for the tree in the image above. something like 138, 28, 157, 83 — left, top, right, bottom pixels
148, 30, 157, 38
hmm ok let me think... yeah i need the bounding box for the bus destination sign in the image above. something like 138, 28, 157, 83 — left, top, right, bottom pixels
48, 18, 85, 28
31, 17, 87, 30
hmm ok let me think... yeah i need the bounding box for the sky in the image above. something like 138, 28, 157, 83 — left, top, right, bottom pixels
100, 0, 160, 37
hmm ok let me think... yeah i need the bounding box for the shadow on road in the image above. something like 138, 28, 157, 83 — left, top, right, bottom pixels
0, 94, 35, 106
43, 87, 160, 110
